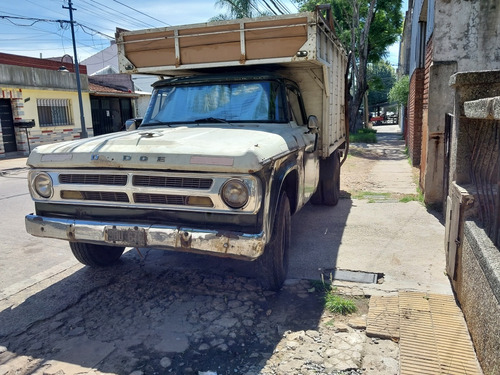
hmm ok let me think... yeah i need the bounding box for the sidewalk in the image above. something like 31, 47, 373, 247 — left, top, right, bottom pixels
332, 125, 483, 374
0, 153, 28, 174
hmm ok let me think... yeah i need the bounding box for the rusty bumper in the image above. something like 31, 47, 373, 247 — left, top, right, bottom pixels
25, 214, 265, 260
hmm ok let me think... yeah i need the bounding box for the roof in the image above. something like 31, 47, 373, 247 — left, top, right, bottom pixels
88, 82, 138, 97
0, 52, 87, 74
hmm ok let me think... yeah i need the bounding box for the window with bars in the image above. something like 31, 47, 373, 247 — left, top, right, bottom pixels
37, 99, 73, 127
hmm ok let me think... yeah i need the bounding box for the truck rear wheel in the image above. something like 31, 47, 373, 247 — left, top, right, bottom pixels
70, 242, 125, 267
310, 150, 340, 206
258, 191, 291, 291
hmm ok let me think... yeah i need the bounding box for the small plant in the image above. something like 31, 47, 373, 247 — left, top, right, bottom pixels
324, 290, 358, 315
399, 193, 422, 203
310, 279, 331, 293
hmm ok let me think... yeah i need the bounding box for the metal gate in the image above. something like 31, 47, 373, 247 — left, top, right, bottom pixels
0, 99, 17, 153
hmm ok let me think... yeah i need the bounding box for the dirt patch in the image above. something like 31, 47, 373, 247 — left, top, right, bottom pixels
341, 143, 420, 200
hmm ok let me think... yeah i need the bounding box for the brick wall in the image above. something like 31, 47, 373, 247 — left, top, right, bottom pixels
408, 68, 424, 166
420, 38, 433, 186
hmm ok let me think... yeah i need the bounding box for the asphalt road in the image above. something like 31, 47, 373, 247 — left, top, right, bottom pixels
0, 168, 78, 297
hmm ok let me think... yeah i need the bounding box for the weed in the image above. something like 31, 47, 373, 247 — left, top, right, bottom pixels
324, 291, 358, 315
399, 193, 422, 203
324, 319, 335, 326
310, 279, 331, 293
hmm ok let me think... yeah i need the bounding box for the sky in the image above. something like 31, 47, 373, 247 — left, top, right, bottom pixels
1, 0, 406, 66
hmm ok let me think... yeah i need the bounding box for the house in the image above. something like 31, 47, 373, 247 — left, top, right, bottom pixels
0, 52, 146, 157
88, 73, 139, 135
0, 52, 92, 156
400, 1, 500, 373
401, 0, 499, 207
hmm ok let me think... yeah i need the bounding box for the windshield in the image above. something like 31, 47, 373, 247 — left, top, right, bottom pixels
142, 80, 286, 125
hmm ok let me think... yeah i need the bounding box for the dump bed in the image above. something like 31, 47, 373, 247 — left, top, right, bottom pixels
116, 9, 347, 158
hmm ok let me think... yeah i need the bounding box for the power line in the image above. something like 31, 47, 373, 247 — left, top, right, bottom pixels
82, 0, 157, 29
111, 0, 170, 26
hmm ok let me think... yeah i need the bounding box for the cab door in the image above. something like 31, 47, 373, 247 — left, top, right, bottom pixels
286, 85, 319, 202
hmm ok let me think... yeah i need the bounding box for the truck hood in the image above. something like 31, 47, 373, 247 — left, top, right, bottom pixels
27, 125, 301, 173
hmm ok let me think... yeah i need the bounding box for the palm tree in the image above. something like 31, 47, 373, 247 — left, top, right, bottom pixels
210, 0, 256, 21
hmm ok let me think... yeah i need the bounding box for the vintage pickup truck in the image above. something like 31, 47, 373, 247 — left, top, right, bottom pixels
25, 7, 348, 290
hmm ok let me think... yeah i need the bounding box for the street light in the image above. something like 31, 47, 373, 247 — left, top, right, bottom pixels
63, 0, 88, 138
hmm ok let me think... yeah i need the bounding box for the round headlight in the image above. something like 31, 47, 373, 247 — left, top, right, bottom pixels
221, 179, 249, 209
33, 173, 53, 198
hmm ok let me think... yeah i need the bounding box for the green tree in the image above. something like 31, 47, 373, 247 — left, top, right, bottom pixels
388, 75, 409, 106
295, 0, 403, 131
367, 61, 396, 107
211, 0, 258, 20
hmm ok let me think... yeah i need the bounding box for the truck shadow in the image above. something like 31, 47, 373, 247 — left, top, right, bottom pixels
0, 200, 352, 374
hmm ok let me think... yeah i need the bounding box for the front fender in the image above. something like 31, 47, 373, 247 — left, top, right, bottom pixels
262, 154, 299, 243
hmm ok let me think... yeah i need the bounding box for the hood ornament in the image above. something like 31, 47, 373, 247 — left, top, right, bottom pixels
139, 131, 161, 138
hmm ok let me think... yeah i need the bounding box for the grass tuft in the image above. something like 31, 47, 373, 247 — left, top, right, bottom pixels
325, 292, 358, 315
350, 128, 377, 143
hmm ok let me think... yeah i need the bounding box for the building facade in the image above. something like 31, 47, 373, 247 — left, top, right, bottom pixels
0, 53, 92, 156
402, 2, 500, 373
402, 0, 500, 206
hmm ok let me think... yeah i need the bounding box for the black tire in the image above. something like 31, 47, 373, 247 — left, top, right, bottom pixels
257, 191, 291, 291
70, 242, 125, 267
310, 150, 341, 206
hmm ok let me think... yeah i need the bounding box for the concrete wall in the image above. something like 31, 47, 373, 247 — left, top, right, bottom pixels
421, 61, 456, 204
22, 88, 93, 149
433, 0, 500, 72
0, 64, 88, 92
0, 86, 93, 155
447, 69, 500, 375
81, 43, 118, 75
458, 221, 500, 375
449, 71, 500, 185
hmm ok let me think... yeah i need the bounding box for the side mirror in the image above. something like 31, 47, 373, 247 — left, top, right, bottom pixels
125, 118, 143, 131
307, 115, 319, 134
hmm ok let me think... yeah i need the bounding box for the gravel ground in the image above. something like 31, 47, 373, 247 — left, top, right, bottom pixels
0, 262, 398, 375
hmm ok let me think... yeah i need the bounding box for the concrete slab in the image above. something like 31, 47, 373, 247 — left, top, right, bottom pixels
366, 292, 484, 375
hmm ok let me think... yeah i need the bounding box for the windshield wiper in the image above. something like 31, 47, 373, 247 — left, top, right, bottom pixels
194, 117, 229, 124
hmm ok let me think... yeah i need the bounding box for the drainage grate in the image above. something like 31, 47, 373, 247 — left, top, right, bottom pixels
320, 269, 381, 284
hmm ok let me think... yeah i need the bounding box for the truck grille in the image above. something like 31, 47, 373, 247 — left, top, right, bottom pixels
133, 175, 212, 189
59, 173, 213, 189
82, 191, 130, 202
134, 193, 187, 205
36, 170, 259, 213
59, 174, 127, 185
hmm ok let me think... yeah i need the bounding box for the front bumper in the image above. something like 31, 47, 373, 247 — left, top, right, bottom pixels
25, 214, 266, 260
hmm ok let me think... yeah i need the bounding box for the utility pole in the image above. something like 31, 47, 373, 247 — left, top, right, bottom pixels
63, 0, 88, 138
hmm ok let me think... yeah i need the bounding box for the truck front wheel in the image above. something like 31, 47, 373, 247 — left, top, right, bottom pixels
70, 242, 125, 267
257, 191, 291, 291
310, 150, 340, 206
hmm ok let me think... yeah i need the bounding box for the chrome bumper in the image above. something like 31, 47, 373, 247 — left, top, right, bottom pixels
25, 214, 265, 260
